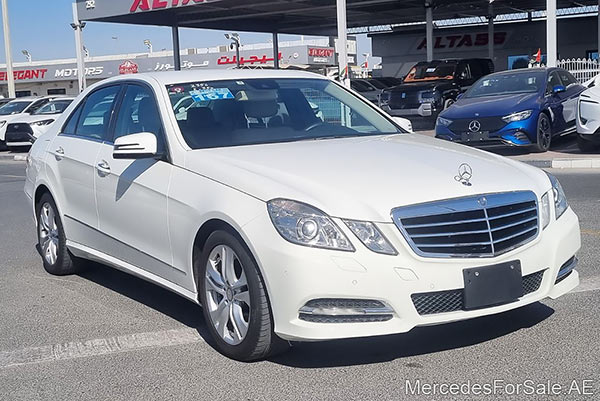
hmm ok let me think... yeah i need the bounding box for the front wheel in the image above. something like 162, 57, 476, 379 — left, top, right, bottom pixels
198, 230, 288, 361
36, 193, 84, 275
532, 112, 552, 152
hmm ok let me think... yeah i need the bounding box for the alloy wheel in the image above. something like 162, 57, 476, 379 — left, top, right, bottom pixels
539, 116, 551, 150
204, 245, 251, 345
38, 202, 59, 266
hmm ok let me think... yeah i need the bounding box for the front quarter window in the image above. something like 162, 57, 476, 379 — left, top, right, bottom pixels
166, 78, 401, 149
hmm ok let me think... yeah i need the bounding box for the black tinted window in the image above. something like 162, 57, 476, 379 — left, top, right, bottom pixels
74, 86, 120, 140
27, 99, 50, 114
112, 84, 164, 152
62, 103, 83, 135
558, 70, 578, 87
547, 72, 562, 93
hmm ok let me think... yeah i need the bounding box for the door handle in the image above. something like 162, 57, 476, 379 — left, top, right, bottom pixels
54, 146, 64, 160
96, 160, 111, 176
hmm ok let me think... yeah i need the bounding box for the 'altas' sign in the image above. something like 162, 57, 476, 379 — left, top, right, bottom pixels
130, 0, 217, 12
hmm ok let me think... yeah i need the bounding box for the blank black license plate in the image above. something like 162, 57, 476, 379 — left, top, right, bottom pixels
461, 131, 489, 142
463, 261, 523, 310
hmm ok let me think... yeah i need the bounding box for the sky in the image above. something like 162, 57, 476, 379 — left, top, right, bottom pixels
0, 0, 373, 65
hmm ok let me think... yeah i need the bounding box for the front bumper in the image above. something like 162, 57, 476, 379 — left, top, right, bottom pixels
435, 116, 537, 147
244, 207, 580, 341
381, 103, 434, 117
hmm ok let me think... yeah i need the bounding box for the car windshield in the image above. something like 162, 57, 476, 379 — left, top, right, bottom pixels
464, 71, 545, 98
33, 100, 72, 115
166, 78, 402, 149
0, 101, 31, 115
404, 61, 457, 83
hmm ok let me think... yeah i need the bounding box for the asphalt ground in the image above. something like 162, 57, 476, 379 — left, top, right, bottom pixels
0, 159, 599, 401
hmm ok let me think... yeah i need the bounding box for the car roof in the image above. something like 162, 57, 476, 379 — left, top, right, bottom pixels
95, 69, 329, 86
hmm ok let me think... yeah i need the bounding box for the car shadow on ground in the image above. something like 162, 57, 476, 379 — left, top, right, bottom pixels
76, 261, 554, 367
271, 302, 554, 368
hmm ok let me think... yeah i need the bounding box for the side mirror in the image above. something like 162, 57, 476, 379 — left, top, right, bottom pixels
113, 132, 157, 160
392, 116, 413, 133
553, 85, 566, 94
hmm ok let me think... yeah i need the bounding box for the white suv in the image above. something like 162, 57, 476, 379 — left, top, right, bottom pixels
25, 70, 580, 361
0, 96, 59, 150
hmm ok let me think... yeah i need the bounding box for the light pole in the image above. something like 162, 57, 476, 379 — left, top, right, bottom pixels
21, 50, 32, 63
225, 33, 241, 68
71, 3, 87, 93
144, 39, 153, 54
1, 0, 15, 98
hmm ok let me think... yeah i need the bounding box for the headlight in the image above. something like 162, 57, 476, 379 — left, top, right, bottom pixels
31, 119, 55, 126
420, 91, 437, 102
343, 220, 397, 255
502, 110, 532, 123
437, 116, 452, 127
267, 199, 354, 251
546, 173, 568, 220
540, 192, 551, 229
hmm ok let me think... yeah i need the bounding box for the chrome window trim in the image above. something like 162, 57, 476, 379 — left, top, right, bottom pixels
391, 191, 539, 259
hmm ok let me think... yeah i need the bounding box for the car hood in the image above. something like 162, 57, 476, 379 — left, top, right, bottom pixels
442, 93, 539, 118
387, 81, 451, 92
10, 114, 58, 124
0, 112, 27, 123
184, 134, 549, 222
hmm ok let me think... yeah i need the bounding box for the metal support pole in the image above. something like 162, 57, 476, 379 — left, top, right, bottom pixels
488, 2, 494, 61
172, 24, 181, 71
1, 0, 15, 98
273, 32, 279, 69
72, 3, 86, 93
336, 0, 349, 87
546, 0, 557, 67
235, 41, 240, 68
425, 2, 434, 62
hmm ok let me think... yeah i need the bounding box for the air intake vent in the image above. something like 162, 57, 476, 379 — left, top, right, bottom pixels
392, 191, 539, 258
412, 270, 545, 315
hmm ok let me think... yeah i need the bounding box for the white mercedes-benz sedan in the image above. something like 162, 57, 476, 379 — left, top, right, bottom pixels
25, 70, 580, 361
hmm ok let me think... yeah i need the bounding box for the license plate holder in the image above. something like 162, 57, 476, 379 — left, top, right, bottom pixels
463, 261, 523, 310
461, 131, 489, 142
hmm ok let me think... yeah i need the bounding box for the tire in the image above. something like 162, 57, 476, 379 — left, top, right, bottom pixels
0, 139, 7, 151
36, 193, 84, 275
532, 112, 552, 152
443, 98, 455, 110
197, 230, 288, 361
577, 135, 599, 152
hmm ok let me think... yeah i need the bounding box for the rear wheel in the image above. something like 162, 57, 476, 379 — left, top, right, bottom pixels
533, 113, 552, 152
197, 230, 288, 361
577, 135, 599, 152
36, 193, 84, 275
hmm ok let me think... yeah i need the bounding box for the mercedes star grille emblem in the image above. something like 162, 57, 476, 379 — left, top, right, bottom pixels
468, 120, 481, 132
454, 163, 473, 186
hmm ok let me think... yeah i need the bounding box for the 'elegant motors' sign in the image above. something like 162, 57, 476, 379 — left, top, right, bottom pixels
0, 69, 48, 81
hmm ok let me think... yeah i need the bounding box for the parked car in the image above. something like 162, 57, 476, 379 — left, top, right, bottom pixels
350, 79, 381, 103
576, 82, 600, 151
0, 98, 15, 108
0, 96, 59, 150
435, 68, 586, 152
371, 77, 403, 88
5, 97, 75, 150
379, 58, 494, 118
26, 70, 580, 361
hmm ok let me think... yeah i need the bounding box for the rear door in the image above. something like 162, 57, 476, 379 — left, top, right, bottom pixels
93, 83, 182, 288
47, 85, 120, 244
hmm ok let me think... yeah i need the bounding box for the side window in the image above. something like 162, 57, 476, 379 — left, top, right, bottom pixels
62, 103, 84, 135
27, 99, 49, 114
547, 72, 562, 94
75, 86, 120, 140
557, 70, 577, 87
112, 84, 165, 152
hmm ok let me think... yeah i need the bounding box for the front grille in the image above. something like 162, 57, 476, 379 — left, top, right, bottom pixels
412, 270, 545, 315
387, 90, 421, 109
449, 117, 507, 133
392, 191, 539, 258
6, 123, 33, 135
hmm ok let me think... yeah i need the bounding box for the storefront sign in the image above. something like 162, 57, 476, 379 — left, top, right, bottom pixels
119, 60, 139, 74
129, 0, 219, 13
216, 53, 282, 66
55, 66, 105, 78
0, 69, 48, 81
416, 32, 508, 50
308, 48, 335, 58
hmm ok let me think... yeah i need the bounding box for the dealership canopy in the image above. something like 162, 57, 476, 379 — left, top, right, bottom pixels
77, 0, 598, 36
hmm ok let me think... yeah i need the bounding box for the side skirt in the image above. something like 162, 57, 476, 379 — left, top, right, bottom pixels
67, 240, 200, 305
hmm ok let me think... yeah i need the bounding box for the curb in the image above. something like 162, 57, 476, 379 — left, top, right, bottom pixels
0, 153, 27, 161
521, 159, 600, 169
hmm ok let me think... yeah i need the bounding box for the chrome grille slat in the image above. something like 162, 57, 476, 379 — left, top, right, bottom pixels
391, 192, 539, 258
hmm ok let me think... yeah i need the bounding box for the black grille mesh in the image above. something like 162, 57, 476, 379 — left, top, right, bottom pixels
412, 270, 545, 315
303, 298, 385, 309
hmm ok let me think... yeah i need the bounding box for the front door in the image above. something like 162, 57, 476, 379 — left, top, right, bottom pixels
93, 84, 186, 288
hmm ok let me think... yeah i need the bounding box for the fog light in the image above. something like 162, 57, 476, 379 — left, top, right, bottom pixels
299, 298, 394, 323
